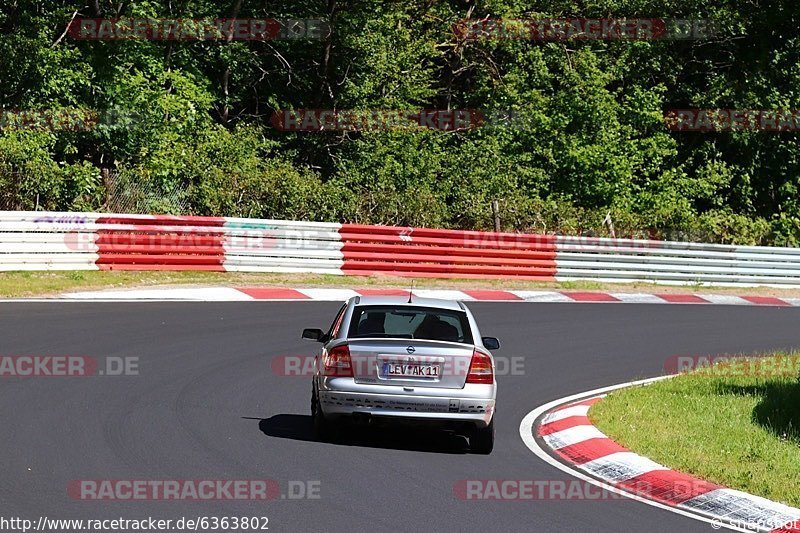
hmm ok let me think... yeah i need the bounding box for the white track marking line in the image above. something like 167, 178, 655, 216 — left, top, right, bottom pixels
512, 291, 573, 302
610, 293, 667, 304
2, 289, 800, 305
412, 290, 472, 300
60, 287, 254, 301
295, 288, 360, 301
699, 295, 752, 306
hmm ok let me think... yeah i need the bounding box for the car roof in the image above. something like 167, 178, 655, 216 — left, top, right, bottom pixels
351, 295, 465, 311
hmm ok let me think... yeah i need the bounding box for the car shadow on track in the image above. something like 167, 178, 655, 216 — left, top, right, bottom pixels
251, 414, 470, 454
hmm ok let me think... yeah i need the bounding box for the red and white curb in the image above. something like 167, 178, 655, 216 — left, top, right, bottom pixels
50, 287, 800, 305
520, 378, 800, 532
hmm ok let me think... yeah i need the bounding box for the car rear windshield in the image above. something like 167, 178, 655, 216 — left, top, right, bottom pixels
348, 306, 473, 344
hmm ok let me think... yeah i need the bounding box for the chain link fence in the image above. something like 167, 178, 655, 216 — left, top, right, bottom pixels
103, 171, 189, 215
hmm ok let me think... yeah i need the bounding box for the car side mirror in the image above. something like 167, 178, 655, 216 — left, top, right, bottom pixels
482, 337, 500, 350
302, 328, 325, 342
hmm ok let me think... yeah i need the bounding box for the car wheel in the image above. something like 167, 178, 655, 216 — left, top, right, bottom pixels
311, 386, 333, 442
470, 418, 494, 454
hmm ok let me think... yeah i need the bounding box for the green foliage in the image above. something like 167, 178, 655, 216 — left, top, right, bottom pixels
1, 0, 800, 245
61, 160, 103, 211
0, 132, 61, 210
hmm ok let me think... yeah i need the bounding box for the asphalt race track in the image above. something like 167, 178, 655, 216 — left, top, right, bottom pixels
2, 302, 800, 532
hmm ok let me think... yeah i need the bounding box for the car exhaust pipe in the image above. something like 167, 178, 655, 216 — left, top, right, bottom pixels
352, 412, 372, 425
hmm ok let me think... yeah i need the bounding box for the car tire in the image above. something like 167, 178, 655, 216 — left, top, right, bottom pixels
311, 386, 334, 442
470, 418, 494, 455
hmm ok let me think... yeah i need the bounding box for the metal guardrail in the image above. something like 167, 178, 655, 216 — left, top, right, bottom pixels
1, 211, 799, 287
0, 211, 343, 273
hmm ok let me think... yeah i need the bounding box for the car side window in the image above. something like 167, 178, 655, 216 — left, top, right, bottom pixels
325, 304, 347, 340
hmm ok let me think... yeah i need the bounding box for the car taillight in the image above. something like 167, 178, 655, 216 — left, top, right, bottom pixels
466, 349, 494, 384
324, 344, 353, 377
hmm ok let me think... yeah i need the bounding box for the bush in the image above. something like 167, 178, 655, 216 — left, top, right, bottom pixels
0, 132, 62, 210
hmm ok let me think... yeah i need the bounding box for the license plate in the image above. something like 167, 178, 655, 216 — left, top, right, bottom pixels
383, 363, 440, 378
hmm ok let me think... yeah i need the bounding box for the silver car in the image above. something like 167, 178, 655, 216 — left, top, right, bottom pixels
303, 295, 499, 454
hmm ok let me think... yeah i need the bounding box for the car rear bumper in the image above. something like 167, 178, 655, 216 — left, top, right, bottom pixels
318, 390, 495, 427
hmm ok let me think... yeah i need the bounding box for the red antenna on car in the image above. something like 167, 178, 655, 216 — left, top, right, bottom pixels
407, 279, 414, 303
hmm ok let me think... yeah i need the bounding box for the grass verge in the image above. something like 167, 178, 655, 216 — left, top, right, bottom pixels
0, 271, 606, 298
590, 353, 800, 507
1, 271, 800, 299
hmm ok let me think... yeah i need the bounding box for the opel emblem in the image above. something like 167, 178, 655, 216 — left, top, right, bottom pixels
406, 346, 415, 354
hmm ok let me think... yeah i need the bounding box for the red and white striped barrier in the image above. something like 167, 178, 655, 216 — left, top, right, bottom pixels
339, 224, 557, 279
4, 211, 800, 287
0, 212, 342, 274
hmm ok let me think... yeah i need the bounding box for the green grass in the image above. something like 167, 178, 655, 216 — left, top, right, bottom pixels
1, 270, 799, 299
0, 271, 615, 298
590, 353, 800, 507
